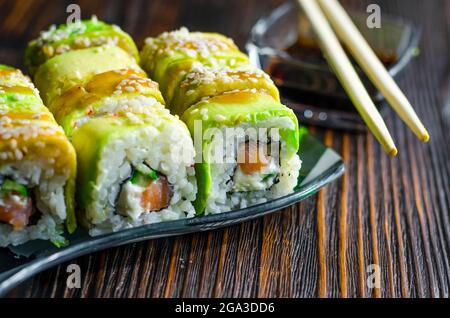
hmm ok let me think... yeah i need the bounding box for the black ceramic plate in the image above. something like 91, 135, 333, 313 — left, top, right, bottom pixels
0, 128, 344, 296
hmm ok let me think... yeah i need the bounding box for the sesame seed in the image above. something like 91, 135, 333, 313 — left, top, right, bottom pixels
214, 114, 226, 122
14, 149, 23, 160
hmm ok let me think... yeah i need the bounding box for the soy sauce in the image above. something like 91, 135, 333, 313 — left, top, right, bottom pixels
285, 38, 397, 68
266, 36, 399, 115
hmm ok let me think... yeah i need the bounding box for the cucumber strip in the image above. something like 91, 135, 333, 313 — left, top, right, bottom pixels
130, 166, 158, 186
262, 173, 277, 182
0, 179, 28, 196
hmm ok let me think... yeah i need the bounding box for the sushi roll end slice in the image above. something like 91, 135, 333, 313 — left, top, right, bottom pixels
0, 65, 77, 246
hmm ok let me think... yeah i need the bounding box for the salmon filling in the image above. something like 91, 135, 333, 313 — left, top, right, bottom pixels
117, 164, 173, 219
237, 140, 270, 175
0, 180, 34, 231
232, 141, 280, 193
140, 174, 172, 212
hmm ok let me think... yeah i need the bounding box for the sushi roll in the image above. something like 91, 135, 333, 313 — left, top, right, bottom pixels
140, 28, 250, 105
140, 29, 301, 215
26, 20, 197, 235
0, 65, 77, 246
25, 16, 139, 77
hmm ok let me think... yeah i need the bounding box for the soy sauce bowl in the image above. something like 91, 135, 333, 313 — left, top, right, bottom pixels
247, 2, 421, 131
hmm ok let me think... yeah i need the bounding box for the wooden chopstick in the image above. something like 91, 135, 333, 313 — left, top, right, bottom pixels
297, 0, 398, 156
317, 0, 430, 142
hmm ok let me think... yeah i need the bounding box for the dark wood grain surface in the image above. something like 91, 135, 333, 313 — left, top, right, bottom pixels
1, 0, 449, 298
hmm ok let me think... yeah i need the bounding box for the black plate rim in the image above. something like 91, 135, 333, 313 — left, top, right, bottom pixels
0, 133, 345, 297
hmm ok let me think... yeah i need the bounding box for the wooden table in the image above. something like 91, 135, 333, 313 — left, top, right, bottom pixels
1, 0, 449, 298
